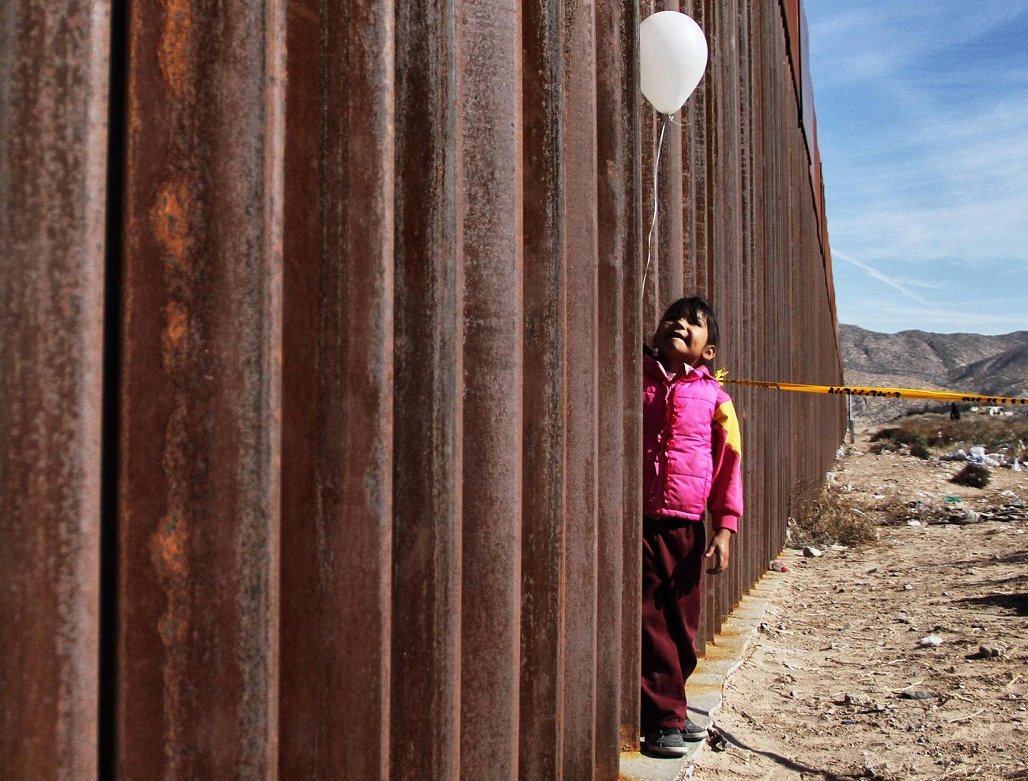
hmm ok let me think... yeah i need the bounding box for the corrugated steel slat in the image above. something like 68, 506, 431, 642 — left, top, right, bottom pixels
0, 1, 110, 777
458, 2, 523, 779
113, 0, 286, 774
391, 1, 463, 778
279, 0, 395, 777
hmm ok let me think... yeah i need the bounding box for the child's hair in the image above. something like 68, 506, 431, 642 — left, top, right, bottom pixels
660, 296, 720, 348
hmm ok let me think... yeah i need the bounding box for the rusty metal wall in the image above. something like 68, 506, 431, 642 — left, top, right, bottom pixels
1, 1, 841, 779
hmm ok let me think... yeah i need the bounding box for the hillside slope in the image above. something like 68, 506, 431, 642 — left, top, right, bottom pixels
840, 325, 1028, 424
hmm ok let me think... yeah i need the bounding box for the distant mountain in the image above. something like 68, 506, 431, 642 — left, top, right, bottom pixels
839, 325, 1028, 424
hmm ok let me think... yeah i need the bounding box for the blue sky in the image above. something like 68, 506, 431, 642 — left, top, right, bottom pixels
805, 2, 1028, 335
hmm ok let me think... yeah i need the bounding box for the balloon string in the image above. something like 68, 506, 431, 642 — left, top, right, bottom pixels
641, 114, 670, 299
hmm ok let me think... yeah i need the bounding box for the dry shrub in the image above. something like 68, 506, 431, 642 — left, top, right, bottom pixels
899, 414, 1028, 454
950, 463, 991, 489
873, 496, 949, 526
870, 427, 927, 448
789, 482, 878, 548
868, 426, 931, 459
909, 442, 931, 460
873, 495, 913, 526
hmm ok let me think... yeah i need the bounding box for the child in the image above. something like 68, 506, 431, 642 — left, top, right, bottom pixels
641, 296, 743, 757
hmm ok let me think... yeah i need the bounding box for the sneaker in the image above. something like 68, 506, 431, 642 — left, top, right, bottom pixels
644, 728, 690, 757
682, 718, 710, 741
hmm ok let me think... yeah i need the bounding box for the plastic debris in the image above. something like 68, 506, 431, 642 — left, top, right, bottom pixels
769, 560, 790, 573
803, 546, 824, 558
918, 634, 944, 647
946, 508, 981, 525
942, 447, 1015, 468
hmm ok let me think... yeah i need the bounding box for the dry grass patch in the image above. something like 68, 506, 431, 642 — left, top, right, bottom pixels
788, 481, 878, 548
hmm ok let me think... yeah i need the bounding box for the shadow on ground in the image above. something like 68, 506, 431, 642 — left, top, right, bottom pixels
713, 727, 863, 781
958, 591, 1028, 617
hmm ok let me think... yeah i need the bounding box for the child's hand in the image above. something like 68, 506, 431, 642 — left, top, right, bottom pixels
704, 529, 733, 574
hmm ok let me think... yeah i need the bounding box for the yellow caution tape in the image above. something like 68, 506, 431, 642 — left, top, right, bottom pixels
722, 377, 1028, 406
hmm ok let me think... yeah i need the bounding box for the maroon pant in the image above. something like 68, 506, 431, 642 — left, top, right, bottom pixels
640, 518, 705, 732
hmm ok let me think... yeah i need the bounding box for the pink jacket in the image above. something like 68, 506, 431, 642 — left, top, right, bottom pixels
643, 354, 744, 532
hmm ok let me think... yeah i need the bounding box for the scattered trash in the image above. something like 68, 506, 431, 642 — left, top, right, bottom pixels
769, 560, 790, 573
946, 508, 981, 525
942, 445, 1028, 470
903, 583, 914, 590
803, 546, 824, 558
918, 634, 944, 647
944, 495, 962, 504
862, 759, 882, 778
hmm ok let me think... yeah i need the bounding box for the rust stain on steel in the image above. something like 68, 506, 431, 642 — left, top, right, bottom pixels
152, 179, 191, 261
163, 302, 189, 353
158, 0, 192, 98
151, 515, 190, 580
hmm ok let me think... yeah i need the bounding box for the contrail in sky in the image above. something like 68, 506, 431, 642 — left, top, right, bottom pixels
833, 251, 931, 306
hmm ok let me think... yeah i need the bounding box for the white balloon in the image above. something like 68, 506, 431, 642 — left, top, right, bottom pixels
640, 11, 709, 115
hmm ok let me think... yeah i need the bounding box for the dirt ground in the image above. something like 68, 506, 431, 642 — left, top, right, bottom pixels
692, 425, 1028, 781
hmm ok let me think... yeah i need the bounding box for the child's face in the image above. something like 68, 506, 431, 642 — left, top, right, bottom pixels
653, 309, 717, 370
